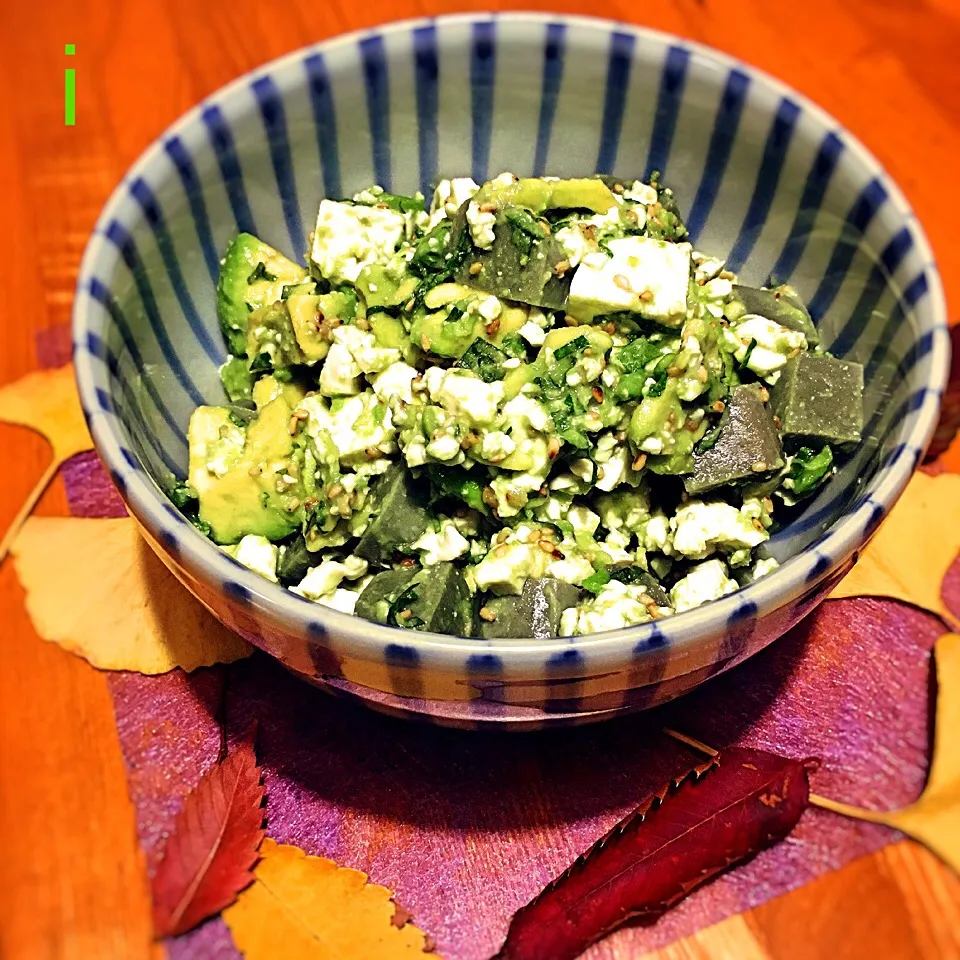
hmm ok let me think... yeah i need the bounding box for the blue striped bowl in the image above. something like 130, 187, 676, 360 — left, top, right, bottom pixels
73, 14, 949, 728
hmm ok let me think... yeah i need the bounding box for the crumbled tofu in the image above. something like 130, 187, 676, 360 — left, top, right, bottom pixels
568, 505, 601, 535
426, 433, 462, 462
501, 394, 551, 433
554, 224, 588, 267
298, 392, 395, 466
519, 320, 546, 346
230, 535, 279, 582
670, 498, 770, 560
473, 525, 550, 595
310, 199, 405, 284
724, 315, 807, 384
478, 431, 517, 461
430, 177, 480, 220
669, 558, 739, 612
560, 580, 658, 635
423, 367, 504, 427
567, 236, 691, 325
331, 325, 400, 375
624, 180, 658, 205
291, 554, 368, 600
371, 362, 419, 405
466, 201, 497, 249
317, 587, 361, 614
319, 342, 363, 396
752, 556, 780, 580
413, 522, 470, 565
199, 416, 245, 478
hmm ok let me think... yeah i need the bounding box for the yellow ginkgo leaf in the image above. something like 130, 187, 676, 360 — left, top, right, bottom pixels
11, 516, 252, 673
0, 364, 94, 562
830, 471, 960, 624
812, 633, 960, 872
224, 838, 437, 959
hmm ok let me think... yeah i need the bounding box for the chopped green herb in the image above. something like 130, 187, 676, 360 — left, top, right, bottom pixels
581, 569, 611, 595
696, 425, 723, 454
457, 338, 508, 383
500, 334, 527, 359
789, 445, 834, 495
168, 482, 198, 512
376, 192, 426, 214
387, 585, 426, 629
429, 466, 489, 514
247, 261, 277, 284
553, 335, 589, 362
740, 338, 758, 371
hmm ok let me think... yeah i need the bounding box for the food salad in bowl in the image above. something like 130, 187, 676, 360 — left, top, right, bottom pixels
178, 170, 862, 642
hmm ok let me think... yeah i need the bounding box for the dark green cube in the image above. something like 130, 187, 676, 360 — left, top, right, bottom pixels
478, 577, 581, 639
356, 563, 473, 637
355, 464, 432, 564
770, 354, 863, 448
685, 385, 784, 495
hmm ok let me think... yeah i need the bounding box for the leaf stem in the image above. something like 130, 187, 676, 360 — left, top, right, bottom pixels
0, 458, 60, 564
662, 728, 719, 757
808, 793, 892, 825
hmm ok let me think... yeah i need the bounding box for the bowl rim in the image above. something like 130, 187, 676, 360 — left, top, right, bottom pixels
72, 11, 950, 672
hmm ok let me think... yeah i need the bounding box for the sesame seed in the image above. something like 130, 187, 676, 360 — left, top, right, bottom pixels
632, 453, 647, 471
751, 461, 767, 473
327, 483, 343, 499
537, 539, 555, 554
613, 273, 633, 292
486, 318, 501, 336
469, 261, 483, 275
563, 314, 579, 326
639, 289, 653, 302
592, 385, 604, 404
547, 436, 561, 459
479, 201, 498, 213
420, 333, 431, 351
712, 401, 726, 413
479, 607, 497, 622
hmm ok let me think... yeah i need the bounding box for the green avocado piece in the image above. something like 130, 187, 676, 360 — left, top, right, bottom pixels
627, 381, 684, 449
217, 233, 307, 356
188, 397, 303, 544
285, 293, 327, 363
451, 203, 572, 310
410, 305, 483, 359
770, 353, 863, 448
478, 577, 581, 639
474, 177, 617, 214
732, 284, 819, 346
356, 563, 474, 636
246, 301, 307, 371
356, 262, 418, 309
684, 384, 784, 495
219, 356, 254, 403
354, 464, 432, 564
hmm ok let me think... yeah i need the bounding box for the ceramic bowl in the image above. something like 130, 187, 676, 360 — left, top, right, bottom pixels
73, 14, 949, 728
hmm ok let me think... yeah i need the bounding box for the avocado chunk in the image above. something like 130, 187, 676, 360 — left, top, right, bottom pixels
220, 356, 254, 402
356, 562, 474, 636
354, 464, 432, 564
188, 395, 303, 544
246, 301, 307, 372
685, 384, 784, 495
770, 353, 863, 448
473, 176, 617, 214
216, 233, 308, 356
356, 262, 418, 310
478, 577, 581, 639
285, 292, 329, 363
452, 203, 572, 310
732, 284, 819, 346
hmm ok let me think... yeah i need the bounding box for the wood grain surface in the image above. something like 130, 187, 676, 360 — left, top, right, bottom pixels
0, 1, 957, 958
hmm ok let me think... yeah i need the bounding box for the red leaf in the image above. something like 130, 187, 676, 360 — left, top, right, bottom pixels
493, 747, 815, 960
151, 740, 265, 938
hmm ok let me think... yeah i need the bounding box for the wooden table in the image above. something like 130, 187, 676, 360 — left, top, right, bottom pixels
1, 1, 958, 957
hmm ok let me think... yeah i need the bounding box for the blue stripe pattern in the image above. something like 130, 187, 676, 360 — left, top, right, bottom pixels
305, 53, 341, 199
470, 21, 496, 184
533, 22, 565, 177
726, 98, 801, 271
686, 69, 751, 242
769, 132, 844, 284
596, 31, 635, 173
806, 178, 889, 318
644, 45, 689, 179
72, 17, 948, 729
413, 24, 439, 195
359, 35, 391, 192
201, 105, 256, 235
129, 177, 225, 366
103, 221, 205, 407
164, 136, 220, 284
253, 76, 304, 256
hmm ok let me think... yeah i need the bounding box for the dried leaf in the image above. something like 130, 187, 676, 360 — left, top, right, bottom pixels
0, 364, 93, 561
493, 747, 815, 960
829, 471, 960, 623
224, 838, 436, 958
811, 633, 960, 872
11, 516, 252, 673
153, 741, 265, 937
